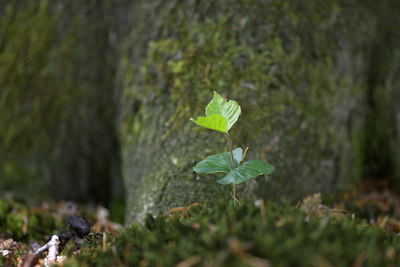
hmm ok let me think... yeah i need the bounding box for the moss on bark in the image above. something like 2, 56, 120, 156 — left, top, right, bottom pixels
121, 0, 400, 223
0, 0, 123, 203
0, 0, 398, 223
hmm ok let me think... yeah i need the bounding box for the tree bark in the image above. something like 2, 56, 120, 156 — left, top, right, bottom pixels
119, 0, 400, 223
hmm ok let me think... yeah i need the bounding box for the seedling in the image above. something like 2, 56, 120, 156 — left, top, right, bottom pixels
190, 91, 275, 204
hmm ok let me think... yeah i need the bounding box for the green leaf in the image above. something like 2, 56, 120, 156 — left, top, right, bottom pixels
233, 147, 243, 165
206, 91, 241, 132
190, 91, 241, 132
217, 160, 275, 185
193, 147, 243, 174
190, 114, 227, 133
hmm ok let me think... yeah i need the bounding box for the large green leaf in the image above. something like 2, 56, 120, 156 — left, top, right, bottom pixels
217, 160, 275, 185
193, 148, 243, 174
190, 114, 227, 133
190, 91, 241, 132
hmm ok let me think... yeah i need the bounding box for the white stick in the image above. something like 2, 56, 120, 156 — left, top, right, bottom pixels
47, 235, 60, 261
34, 235, 60, 261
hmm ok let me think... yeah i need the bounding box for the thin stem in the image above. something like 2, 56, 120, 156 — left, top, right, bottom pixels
225, 132, 235, 169
233, 185, 239, 205
225, 132, 239, 205
231, 188, 240, 205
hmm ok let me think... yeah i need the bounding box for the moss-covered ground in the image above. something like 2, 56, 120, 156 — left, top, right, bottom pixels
2, 186, 400, 266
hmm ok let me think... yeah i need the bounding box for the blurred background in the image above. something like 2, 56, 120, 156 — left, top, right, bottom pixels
0, 0, 124, 206
0, 0, 399, 223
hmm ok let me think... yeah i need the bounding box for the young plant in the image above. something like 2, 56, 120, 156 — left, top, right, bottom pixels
190, 91, 275, 204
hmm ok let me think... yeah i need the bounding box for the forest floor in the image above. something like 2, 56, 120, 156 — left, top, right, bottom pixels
2, 180, 400, 266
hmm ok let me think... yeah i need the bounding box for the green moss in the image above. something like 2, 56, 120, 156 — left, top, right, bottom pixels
0, 199, 11, 220
5, 213, 25, 240
65, 200, 400, 266
0, 197, 66, 243
141, 11, 287, 130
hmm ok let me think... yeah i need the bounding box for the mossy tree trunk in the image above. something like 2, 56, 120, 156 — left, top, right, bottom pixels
119, 0, 400, 223
0, 0, 124, 203
0, 0, 399, 223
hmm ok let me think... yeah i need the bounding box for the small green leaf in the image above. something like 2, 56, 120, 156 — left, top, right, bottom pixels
190, 114, 227, 133
206, 91, 241, 131
217, 160, 275, 185
233, 147, 243, 165
190, 91, 241, 133
193, 148, 243, 174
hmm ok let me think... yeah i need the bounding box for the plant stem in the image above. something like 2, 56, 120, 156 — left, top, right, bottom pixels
225, 132, 235, 169
225, 132, 239, 205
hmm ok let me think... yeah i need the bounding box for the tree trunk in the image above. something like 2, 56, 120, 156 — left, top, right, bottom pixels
120, 0, 400, 223
0, 0, 123, 203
